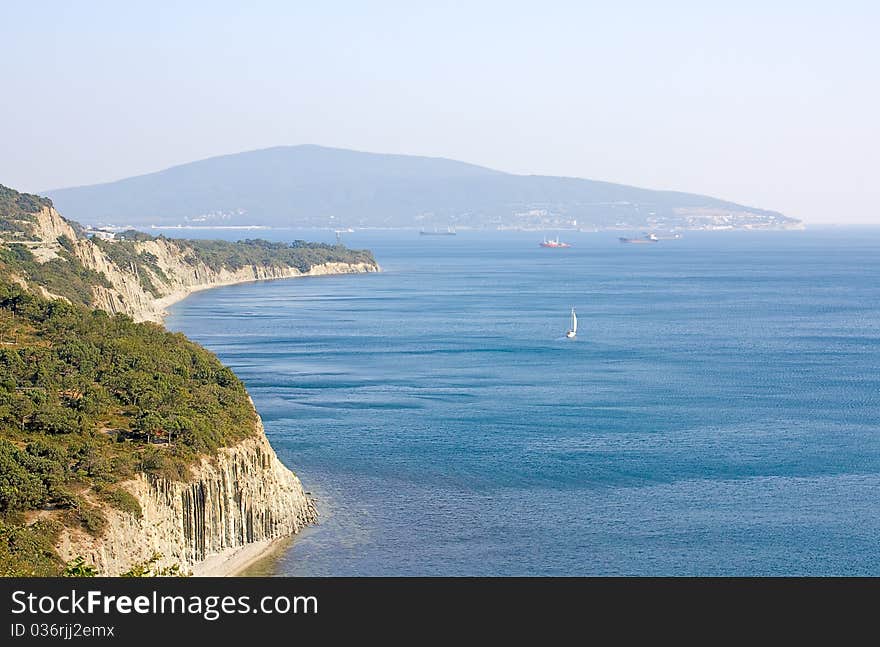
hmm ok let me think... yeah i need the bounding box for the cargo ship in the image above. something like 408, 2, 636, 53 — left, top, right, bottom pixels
619, 233, 659, 244
420, 227, 456, 236
540, 237, 571, 248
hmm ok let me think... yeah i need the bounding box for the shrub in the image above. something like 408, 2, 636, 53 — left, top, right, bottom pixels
0, 519, 63, 577
121, 552, 186, 577
62, 556, 98, 577
95, 485, 143, 519
0, 440, 48, 512
63, 496, 107, 537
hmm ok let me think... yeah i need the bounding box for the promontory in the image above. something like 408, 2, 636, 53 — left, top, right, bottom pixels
0, 184, 379, 576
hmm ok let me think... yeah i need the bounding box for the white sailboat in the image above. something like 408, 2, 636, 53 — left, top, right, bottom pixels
566, 308, 577, 338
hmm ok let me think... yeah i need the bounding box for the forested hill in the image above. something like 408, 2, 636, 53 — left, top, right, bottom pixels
44, 145, 801, 231
0, 185, 53, 223
0, 184, 378, 320
0, 183, 377, 575
0, 279, 256, 575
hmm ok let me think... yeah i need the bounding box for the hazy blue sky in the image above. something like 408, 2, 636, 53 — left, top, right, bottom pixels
1, 1, 877, 223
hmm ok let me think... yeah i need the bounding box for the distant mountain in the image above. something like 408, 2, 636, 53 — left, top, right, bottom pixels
45, 145, 801, 231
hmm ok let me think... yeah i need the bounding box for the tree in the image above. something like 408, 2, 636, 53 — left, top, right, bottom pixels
134, 411, 164, 444
0, 440, 47, 512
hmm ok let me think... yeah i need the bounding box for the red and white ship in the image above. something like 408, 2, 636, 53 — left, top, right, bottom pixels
539, 237, 571, 248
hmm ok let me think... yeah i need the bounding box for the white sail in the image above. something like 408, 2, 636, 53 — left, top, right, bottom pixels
565, 308, 577, 338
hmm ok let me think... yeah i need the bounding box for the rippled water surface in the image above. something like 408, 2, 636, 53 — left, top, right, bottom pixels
167, 228, 880, 575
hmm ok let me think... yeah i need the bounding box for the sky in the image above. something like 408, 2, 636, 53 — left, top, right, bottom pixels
1, 1, 878, 224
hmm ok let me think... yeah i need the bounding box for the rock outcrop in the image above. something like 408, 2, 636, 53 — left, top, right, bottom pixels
56, 424, 317, 576
3, 202, 378, 575
23, 205, 379, 322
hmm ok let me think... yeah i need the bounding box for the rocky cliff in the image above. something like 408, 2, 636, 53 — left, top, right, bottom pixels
22, 205, 379, 322
0, 188, 377, 576
56, 423, 317, 576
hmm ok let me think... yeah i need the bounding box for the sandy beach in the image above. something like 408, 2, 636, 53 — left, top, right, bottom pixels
190, 536, 292, 577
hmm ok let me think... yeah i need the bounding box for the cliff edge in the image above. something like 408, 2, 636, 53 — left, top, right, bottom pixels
17, 203, 379, 322
0, 185, 375, 576
56, 424, 317, 576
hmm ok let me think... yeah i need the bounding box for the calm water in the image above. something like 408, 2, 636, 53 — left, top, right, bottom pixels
166, 228, 880, 575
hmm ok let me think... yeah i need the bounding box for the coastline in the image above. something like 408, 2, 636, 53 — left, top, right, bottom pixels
145, 260, 380, 323
2, 193, 378, 577
51, 263, 375, 576
190, 536, 291, 577
149, 264, 377, 576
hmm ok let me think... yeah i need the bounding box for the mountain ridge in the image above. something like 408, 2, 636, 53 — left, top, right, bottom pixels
44, 145, 801, 231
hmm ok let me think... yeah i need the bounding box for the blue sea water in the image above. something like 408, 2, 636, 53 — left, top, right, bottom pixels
166, 228, 880, 575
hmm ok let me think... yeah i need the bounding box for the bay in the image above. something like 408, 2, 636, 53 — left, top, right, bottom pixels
166, 228, 880, 575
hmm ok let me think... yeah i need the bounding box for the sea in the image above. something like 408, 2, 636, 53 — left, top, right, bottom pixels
165, 227, 880, 576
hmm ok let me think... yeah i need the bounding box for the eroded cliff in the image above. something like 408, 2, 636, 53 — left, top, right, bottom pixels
0, 187, 377, 576
56, 424, 317, 576
22, 205, 379, 322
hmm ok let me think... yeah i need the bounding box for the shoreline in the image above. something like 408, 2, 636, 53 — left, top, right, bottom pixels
151, 266, 372, 576
144, 261, 380, 324
190, 536, 292, 577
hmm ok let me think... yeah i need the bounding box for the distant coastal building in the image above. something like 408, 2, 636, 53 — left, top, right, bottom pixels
84, 228, 116, 240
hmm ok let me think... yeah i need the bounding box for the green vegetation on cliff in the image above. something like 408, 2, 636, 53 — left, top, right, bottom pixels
92, 232, 375, 296
0, 185, 52, 230
0, 240, 113, 306
0, 183, 377, 576
181, 238, 376, 272
91, 236, 169, 297
1, 182, 376, 312
0, 281, 258, 575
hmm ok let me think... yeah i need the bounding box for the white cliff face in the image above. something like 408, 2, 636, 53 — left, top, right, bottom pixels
140, 257, 378, 323
31, 207, 80, 248
56, 424, 318, 576
24, 206, 380, 322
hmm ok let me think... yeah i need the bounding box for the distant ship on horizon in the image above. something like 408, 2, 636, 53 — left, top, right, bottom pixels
540, 237, 571, 248
619, 232, 682, 244
619, 233, 657, 244
420, 227, 457, 236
